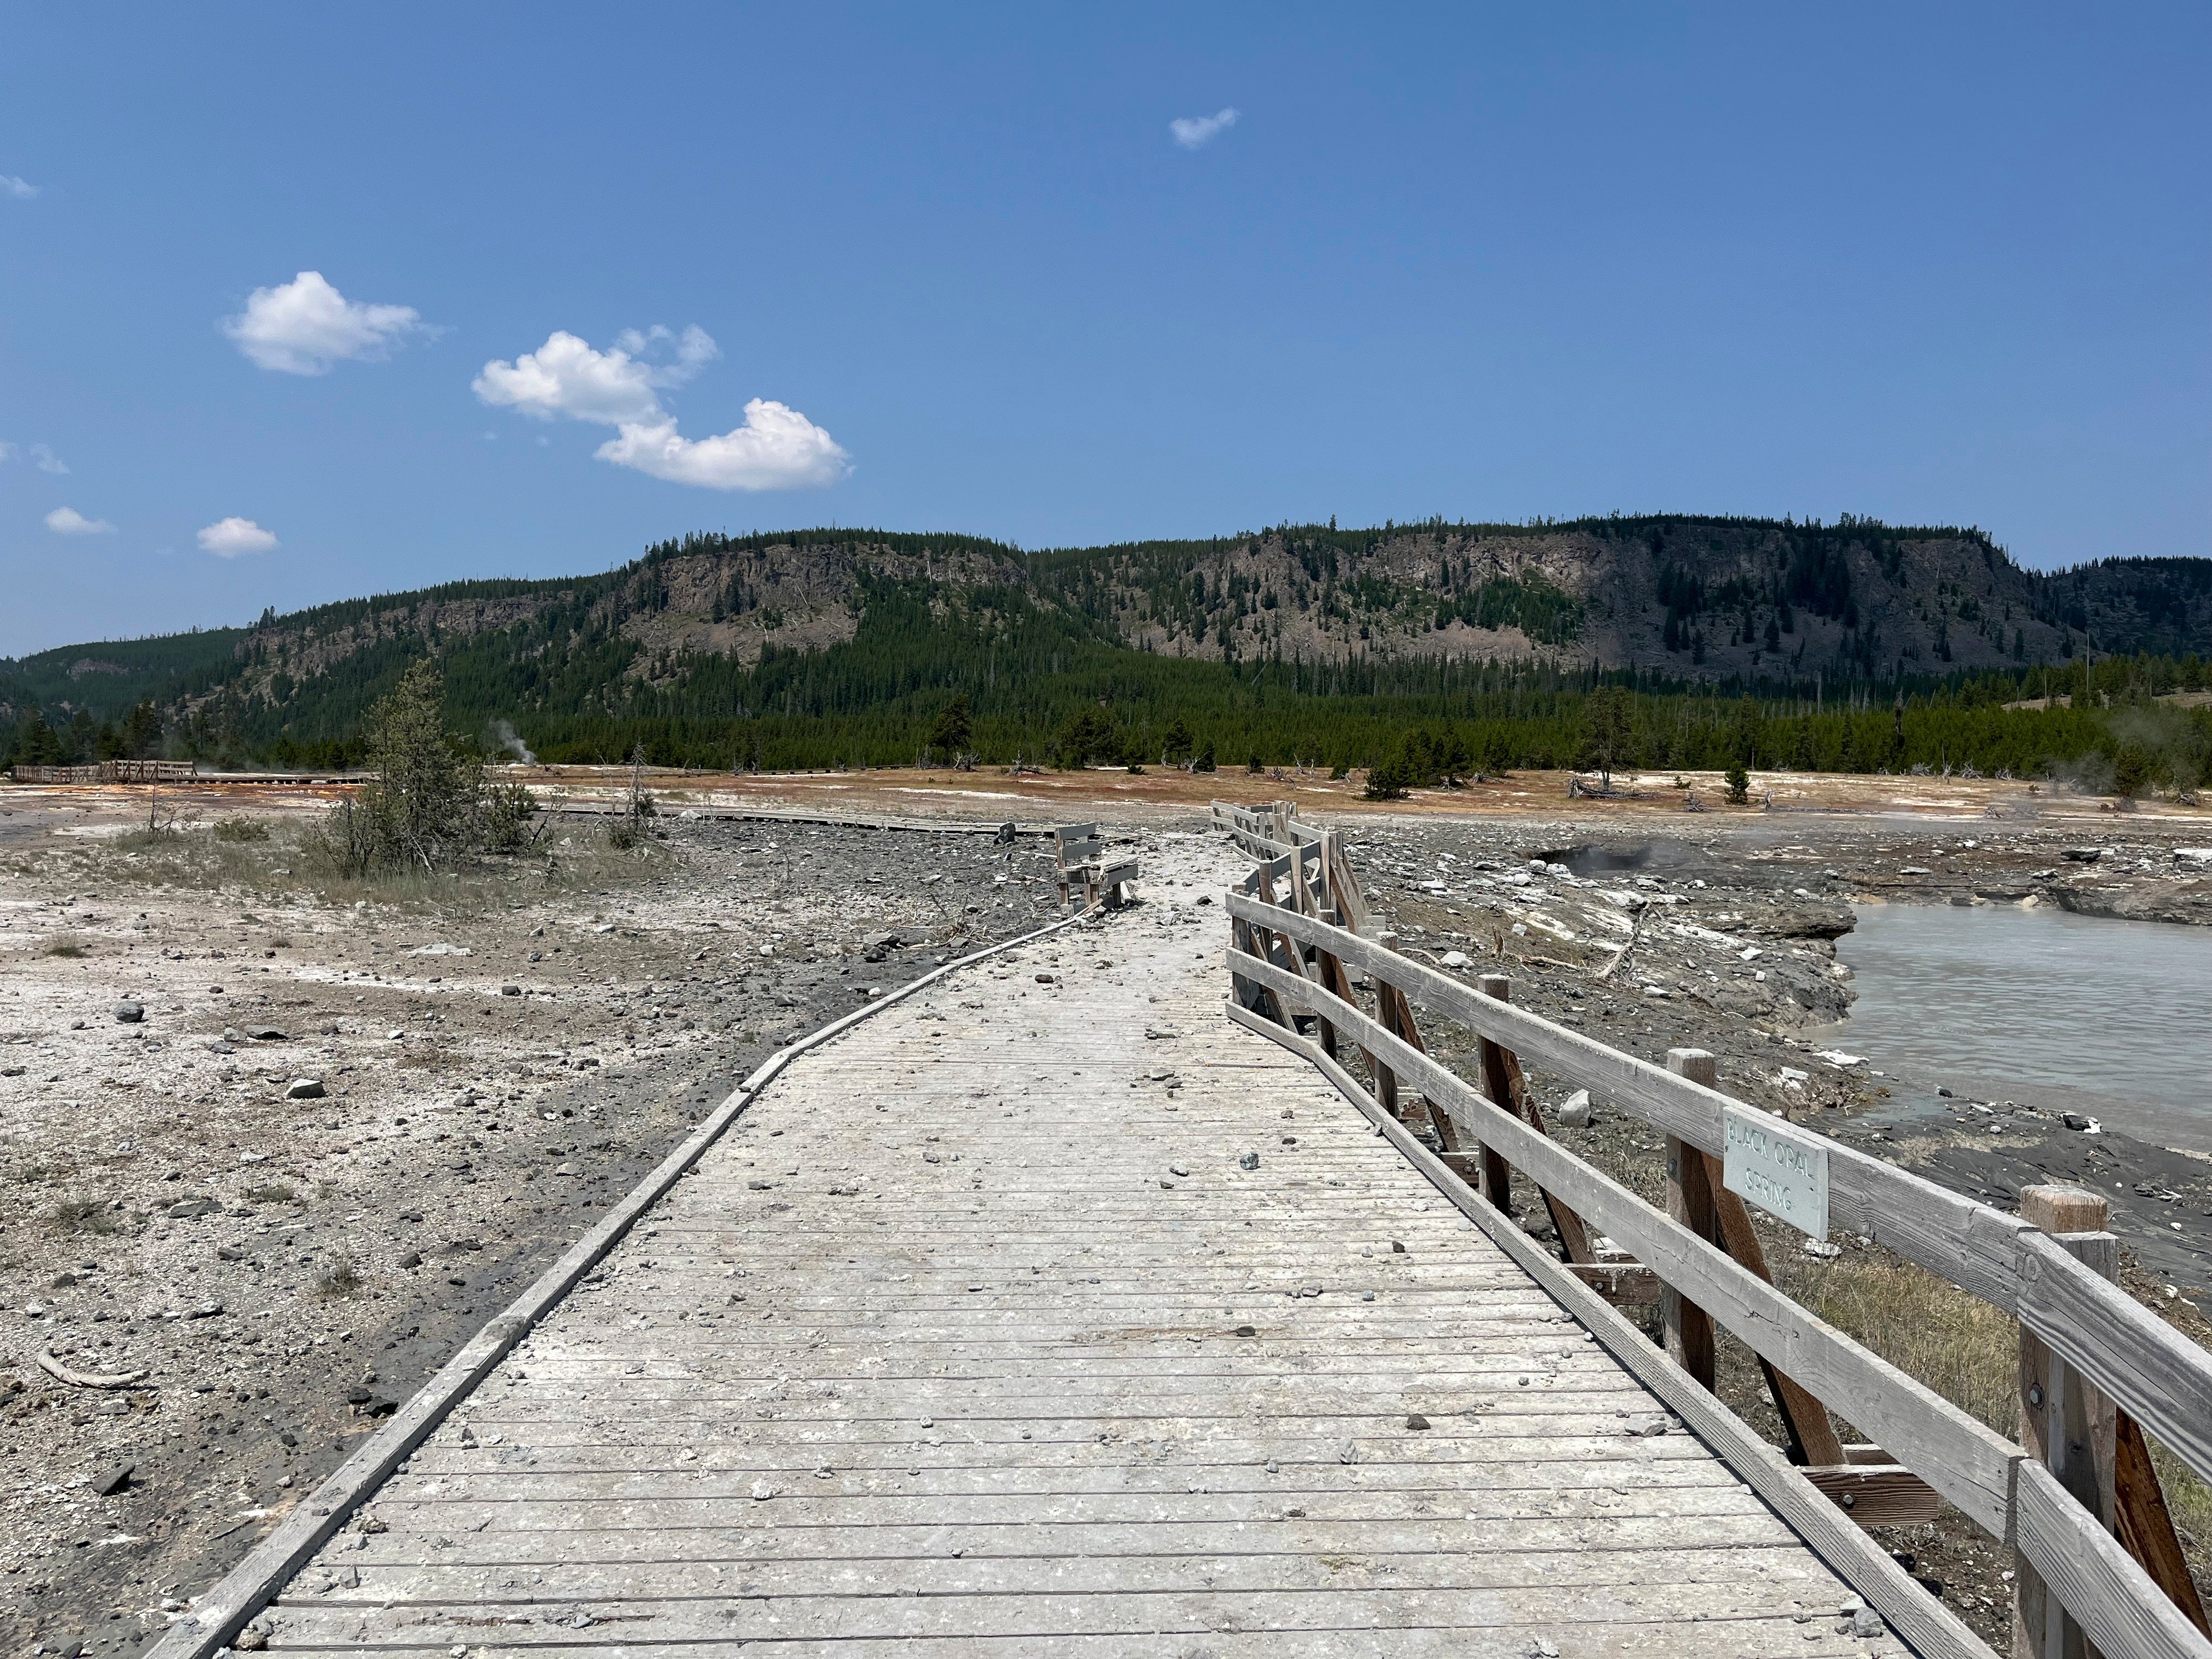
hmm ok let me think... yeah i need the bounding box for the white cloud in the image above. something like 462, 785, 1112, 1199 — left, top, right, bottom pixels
1170, 108, 1239, 149
223, 270, 428, 375
471, 330, 668, 425
46, 506, 115, 535
0, 442, 13, 462
474, 325, 849, 492
594, 402, 852, 491
1, 176, 36, 200
28, 443, 66, 475
198, 516, 279, 556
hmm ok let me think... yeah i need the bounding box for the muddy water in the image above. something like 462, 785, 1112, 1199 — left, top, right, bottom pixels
1810, 901, 2212, 1151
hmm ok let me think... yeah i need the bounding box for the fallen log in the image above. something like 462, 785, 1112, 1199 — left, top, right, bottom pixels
38, 1350, 147, 1389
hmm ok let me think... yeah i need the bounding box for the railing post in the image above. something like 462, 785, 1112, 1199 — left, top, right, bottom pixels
1663, 1048, 1720, 1392
2015, 1184, 2119, 1659
1474, 975, 1519, 1214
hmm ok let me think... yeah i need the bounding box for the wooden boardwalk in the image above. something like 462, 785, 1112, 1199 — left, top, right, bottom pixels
240, 856, 1879, 1657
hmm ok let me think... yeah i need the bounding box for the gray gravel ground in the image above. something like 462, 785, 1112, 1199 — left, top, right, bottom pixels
0, 804, 1086, 1659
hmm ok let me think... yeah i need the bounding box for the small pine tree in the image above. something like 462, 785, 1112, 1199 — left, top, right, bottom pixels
926, 693, 973, 764
1364, 754, 1411, 801
1724, 764, 1751, 805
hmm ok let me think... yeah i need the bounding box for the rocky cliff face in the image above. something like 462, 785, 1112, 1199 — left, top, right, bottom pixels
1037, 521, 2060, 678
14, 518, 2207, 727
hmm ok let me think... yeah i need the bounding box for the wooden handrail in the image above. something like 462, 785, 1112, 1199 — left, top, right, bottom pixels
1226, 887, 2212, 1494
1218, 809, 2212, 1659
1229, 939, 2021, 1533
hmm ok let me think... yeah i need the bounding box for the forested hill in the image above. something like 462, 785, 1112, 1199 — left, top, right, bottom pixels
3, 515, 2210, 773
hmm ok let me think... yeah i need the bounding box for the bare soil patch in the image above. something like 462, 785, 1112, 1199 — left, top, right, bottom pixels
0, 788, 1079, 1658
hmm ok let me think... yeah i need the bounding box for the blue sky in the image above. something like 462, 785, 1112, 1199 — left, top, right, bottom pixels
3, 3, 2207, 656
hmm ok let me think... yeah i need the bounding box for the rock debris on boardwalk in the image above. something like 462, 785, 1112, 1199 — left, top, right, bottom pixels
247, 840, 1874, 1656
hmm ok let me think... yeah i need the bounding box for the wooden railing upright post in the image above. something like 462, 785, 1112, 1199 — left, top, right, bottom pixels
1663, 1048, 1720, 1392
1474, 975, 1519, 1215
1702, 1166, 1846, 1467
2016, 1184, 2119, 1659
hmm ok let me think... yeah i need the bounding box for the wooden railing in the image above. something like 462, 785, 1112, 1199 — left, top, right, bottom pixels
9, 759, 195, 784
1053, 822, 1140, 910
1213, 798, 2212, 1659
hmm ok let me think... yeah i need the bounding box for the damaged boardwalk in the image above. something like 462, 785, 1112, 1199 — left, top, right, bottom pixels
169, 848, 1887, 1657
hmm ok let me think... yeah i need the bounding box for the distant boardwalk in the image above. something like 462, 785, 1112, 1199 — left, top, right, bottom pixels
197, 847, 1882, 1657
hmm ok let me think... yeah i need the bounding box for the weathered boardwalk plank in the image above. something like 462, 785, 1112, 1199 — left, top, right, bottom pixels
244, 856, 1881, 1655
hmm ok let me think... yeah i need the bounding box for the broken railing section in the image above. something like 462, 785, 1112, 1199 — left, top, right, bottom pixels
1211, 798, 2212, 1659
1053, 822, 1141, 911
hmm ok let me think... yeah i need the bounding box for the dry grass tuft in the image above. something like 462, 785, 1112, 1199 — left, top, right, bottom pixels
315, 1256, 363, 1298
1782, 1250, 2019, 1433
48, 1197, 121, 1235
42, 935, 88, 958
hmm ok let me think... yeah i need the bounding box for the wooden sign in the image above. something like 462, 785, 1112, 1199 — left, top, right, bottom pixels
1722, 1105, 1830, 1242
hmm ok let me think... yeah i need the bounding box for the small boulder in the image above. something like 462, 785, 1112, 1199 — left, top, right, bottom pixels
501, 984, 521, 997
286, 1078, 326, 1100
90, 1463, 134, 1496
112, 1001, 144, 1024
1554, 1090, 1594, 1130
2062, 1111, 2094, 1131
1404, 1413, 1431, 1431
1238, 1151, 1260, 1171
244, 1026, 288, 1041
1440, 950, 1470, 969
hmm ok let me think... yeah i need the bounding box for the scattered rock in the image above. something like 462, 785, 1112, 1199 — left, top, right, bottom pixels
232, 1622, 270, 1651
89, 1462, 133, 1496
501, 984, 521, 997
286, 1078, 326, 1099
1439, 950, 1470, 969
1802, 1239, 1843, 1259
1404, 1413, 1431, 1431
165, 1198, 220, 1220
1554, 1090, 1593, 1129
1238, 1151, 1260, 1171
2063, 1111, 2095, 1131
112, 1001, 144, 1024
245, 1026, 288, 1041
